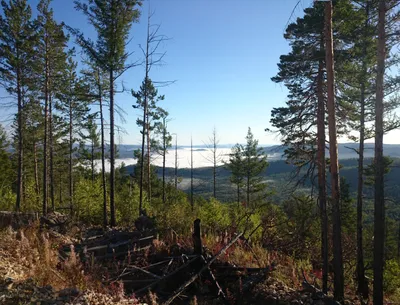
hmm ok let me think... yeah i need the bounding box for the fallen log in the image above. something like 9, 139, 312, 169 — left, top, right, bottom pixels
134, 255, 200, 295
162, 233, 243, 305
200, 256, 229, 305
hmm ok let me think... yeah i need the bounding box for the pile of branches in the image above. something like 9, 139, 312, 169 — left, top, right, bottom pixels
58, 217, 274, 304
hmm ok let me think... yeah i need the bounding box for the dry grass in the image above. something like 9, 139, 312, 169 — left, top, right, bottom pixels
0, 223, 150, 304
0, 222, 90, 290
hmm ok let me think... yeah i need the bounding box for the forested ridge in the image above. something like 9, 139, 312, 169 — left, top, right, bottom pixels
0, 0, 399, 304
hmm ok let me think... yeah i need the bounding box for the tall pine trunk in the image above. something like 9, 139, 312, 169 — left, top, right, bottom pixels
213, 133, 217, 199
43, 47, 49, 216
109, 69, 116, 227
49, 95, 55, 211
373, 1, 386, 304
237, 184, 240, 206
356, 3, 369, 298
91, 139, 95, 184
317, 56, 328, 294
139, 79, 148, 215
98, 74, 107, 227
324, 1, 344, 301
174, 135, 178, 190
16, 66, 23, 212
146, 114, 151, 204
34, 141, 40, 206
162, 119, 166, 204
69, 98, 73, 216
190, 137, 194, 210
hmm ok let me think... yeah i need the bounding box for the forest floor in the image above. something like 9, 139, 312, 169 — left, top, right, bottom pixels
0, 212, 364, 305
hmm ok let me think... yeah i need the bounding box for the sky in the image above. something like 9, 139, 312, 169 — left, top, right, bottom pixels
2, 0, 400, 145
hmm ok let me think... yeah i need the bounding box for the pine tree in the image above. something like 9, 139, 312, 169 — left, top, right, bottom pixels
374, 1, 386, 303
204, 127, 223, 199
269, 1, 356, 292
132, 77, 164, 212
57, 56, 89, 215
0, 0, 36, 211
154, 109, 171, 204
226, 128, 268, 208
336, 1, 400, 297
78, 114, 101, 184
71, 0, 141, 227
36, 0, 69, 214
81, 63, 110, 227
242, 128, 268, 208
226, 144, 244, 205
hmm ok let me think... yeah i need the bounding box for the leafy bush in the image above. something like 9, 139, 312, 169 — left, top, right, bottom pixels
384, 259, 400, 294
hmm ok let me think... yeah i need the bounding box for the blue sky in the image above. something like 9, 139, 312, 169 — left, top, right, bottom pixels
45, 0, 311, 146
3, 0, 398, 145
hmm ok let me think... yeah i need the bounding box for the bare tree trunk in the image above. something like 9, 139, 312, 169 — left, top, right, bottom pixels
146, 113, 151, 204
49, 95, 55, 211
139, 81, 147, 214
212, 128, 217, 199
98, 75, 107, 227
16, 66, 23, 212
34, 141, 40, 206
373, 1, 386, 304
191, 137, 194, 210
324, 1, 344, 301
246, 160, 250, 209
109, 69, 116, 227
175, 135, 178, 190
69, 98, 73, 217
237, 184, 240, 206
139, 14, 151, 215
317, 55, 328, 294
59, 170, 62, 204
357, 3, 369, 299
42, 47, 49, 216
91, 138, 95, 184
162, 117, 166, 204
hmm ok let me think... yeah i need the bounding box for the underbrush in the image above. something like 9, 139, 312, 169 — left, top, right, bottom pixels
0, 222, 92, 290
0, 223, 147, 304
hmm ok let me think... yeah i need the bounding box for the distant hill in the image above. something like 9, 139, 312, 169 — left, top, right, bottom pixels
124, 157, 400, 207
263, 143, 400, 160
98, 143, 400, 160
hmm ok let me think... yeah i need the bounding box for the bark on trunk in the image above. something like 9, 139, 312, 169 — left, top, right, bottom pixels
373, 1, 386, 304
91, 139, 95, 184
175, 136, 178, 189
237, 184, 240, 206
69, 98, 73, 217
42, 47, 49, 216
213, 137, 217, 199
190, 138, 194, 210
356, 4, 369, 298
324, 2, 344, 301
317, 56, 328, 294
109, 69, 116, 227
49, 95, 55, 211
146, 115, 151, 204
16, 66, 23, 212
139, 78, 148, 215
99, 75, 107, 227
162, 120, 166, 204
34, 142, 40, 206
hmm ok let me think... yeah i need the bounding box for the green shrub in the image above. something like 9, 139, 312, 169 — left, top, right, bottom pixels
384, 259, 400, 294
